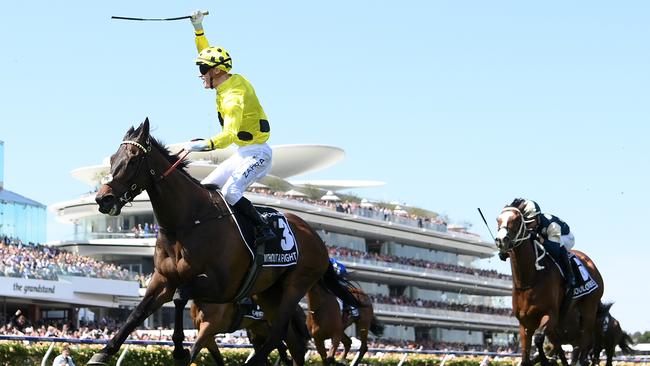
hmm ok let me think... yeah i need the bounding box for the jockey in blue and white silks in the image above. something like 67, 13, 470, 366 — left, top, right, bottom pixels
329, 258, 359, 318
522, 200, 576, 287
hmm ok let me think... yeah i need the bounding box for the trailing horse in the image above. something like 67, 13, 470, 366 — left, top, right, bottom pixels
189, 300, 306, 366
340, 287, 384, 366
591, 303, 635, 366
307, 281, 381, 366
495, 199, 604, 366
90, 119, 359, 366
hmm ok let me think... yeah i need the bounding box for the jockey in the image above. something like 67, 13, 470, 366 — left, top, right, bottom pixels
521, 199, 576, 288
184, 10, 274, 245
329, 258, 360, 319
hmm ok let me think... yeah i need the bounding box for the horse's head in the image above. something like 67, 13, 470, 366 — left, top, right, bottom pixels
495, 198, 532, 256
96, 118, 153, 216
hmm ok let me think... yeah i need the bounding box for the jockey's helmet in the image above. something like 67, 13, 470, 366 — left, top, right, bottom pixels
195, 46, 232, 74
522, 200, 541, 223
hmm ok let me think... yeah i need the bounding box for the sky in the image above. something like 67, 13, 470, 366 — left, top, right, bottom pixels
1, 1, 649, 331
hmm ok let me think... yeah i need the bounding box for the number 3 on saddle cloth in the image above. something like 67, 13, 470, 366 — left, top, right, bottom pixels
232, 206, 300, 267
553, 252, 599, 299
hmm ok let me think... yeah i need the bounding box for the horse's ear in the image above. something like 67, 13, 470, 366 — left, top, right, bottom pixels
136, 118, 150, 140
124, 126, 135, 140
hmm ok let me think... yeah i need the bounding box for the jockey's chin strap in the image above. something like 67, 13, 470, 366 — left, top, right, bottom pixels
500, 207, 546, 270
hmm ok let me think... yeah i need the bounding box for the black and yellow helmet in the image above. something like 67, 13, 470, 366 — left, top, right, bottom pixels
195, 46, 232, 74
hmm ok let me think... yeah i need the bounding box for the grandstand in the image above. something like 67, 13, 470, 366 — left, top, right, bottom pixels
47, 142, 516, 348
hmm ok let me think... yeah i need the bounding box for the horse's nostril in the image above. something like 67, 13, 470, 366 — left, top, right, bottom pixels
100, 195, 115, 206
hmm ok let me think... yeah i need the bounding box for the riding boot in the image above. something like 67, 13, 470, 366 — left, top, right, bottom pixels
234, 197, 276, 245
559, 246, 576, 288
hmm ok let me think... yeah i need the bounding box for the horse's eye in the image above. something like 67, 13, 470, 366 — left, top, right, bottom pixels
101, 174, 113, 184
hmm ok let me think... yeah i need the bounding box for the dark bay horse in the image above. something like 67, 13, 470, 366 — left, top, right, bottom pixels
591, 303, 635, 366
190, 301, 308, 366
307, 283, 382, 366
496, 200, 604, 366
90, 119, 359, 365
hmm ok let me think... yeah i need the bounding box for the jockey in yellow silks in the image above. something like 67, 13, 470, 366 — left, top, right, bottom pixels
183, 10, 274, 245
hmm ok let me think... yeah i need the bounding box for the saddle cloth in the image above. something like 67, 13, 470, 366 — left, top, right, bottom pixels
552, 252, 599, 299
231, 205, 299, 267
240, 298, 265, 320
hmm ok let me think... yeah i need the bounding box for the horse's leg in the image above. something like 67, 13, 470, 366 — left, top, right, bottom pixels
533, 315, 553, 366
247, 280, 314, 366
188, 313, 224, 366
88, 273, 175, 365
604, 346, 614, 366
313, 334, 330, 365
200, 335, 226, 366
340, 332, 352, 360
172, 295, 190, 365
352, 324, 369, 366
281, 321, 305, 366
591, 343, 602, 366
520, 325, 535, 366
326, 331, 343, 365
576, 304, 599, 366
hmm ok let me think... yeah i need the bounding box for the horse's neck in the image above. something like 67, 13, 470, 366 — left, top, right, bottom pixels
510, 240, 539, 289
145, 155, 207, 230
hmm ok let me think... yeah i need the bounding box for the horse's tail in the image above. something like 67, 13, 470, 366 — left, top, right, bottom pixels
290, 304, 311, 341
619, 332, 636, 354
369, 316, 385, 337
321, 263, 362, 308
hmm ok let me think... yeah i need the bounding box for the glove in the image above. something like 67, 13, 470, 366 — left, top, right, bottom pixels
184, 139, 211, 152
190, 10, 204, 31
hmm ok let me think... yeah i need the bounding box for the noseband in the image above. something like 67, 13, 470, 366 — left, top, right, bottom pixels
499, 207, 531, 250
499, 207, 546, 271
107, 139, 184, 205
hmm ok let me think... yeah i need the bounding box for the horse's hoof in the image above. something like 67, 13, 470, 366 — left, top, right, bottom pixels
87, 353, 110, 366
173, 349, 191, 366
173, 348, 191, 366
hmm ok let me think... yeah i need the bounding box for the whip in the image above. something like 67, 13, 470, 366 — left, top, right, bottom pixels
477, 208, 496, 241
111, 11, 209, 22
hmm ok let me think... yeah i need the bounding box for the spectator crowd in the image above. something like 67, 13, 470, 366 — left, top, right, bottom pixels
328, 246, 511, 280
371, 294, 512, 316
0, 237, 138, 281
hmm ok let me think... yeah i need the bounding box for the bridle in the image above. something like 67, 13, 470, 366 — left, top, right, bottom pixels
107, 139, 189, 205
498, 207, 546, 271
498, 207, 531, 250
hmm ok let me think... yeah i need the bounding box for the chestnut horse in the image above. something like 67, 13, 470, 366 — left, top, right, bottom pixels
496, 199, 604, 366
190, 301, 308, 366
307, 283, 382, 366
90, 119, 359, 366
340, 287, 384, 366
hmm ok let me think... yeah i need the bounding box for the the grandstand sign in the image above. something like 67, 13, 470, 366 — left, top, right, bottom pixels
0, 276, 139, 307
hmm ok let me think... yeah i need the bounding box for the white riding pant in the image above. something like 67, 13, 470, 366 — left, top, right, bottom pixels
201, 143, 272, 205
560, 232, 575, 250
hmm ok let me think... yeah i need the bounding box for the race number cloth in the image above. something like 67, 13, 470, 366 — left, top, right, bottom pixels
567, 252, 599, 299
232, 206, 299, 267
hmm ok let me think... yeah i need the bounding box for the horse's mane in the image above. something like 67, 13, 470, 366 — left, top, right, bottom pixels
149, 138, 202, 185
507, 198, 527, 210
126, 125, 201, 186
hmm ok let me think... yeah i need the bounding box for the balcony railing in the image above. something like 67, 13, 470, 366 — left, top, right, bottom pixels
339, 256, 512, 286
373, 303, 518, 327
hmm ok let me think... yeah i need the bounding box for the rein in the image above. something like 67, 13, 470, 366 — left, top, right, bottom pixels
499, 207, 546, 271
115, 140, 232, 231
